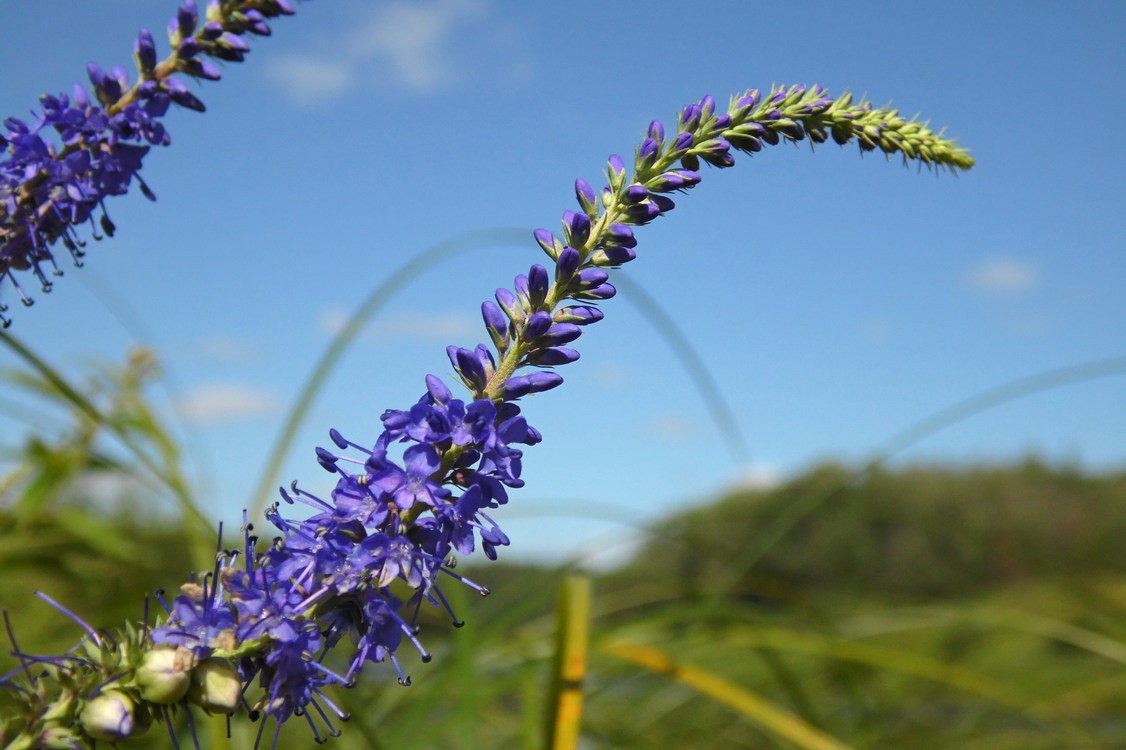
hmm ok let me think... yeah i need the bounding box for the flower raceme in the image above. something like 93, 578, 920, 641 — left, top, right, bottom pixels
0, 68, 973, 750
0, 0, 298, 327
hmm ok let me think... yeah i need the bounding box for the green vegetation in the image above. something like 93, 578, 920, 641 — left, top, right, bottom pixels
1, 349, 1123, 747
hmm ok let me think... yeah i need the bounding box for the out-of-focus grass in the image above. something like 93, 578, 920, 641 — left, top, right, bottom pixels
2, 349, 1124, 748
4, 459, 1124, 747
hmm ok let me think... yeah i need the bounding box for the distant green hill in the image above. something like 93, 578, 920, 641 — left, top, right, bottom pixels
612, 459, 1126, 601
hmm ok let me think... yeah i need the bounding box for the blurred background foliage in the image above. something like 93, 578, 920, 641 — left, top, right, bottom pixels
1, 345, 1124, 749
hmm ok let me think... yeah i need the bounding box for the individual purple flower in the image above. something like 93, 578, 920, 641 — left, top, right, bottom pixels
370, 443, 451, 513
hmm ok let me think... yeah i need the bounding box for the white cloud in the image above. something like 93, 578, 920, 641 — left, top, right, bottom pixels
967, 257, 1040, 294
175, 384, 281, 425
266, 55, 354, 105
348, 0, 484, 91
265, 0, 532, 101
319, 306, 476, 342
730, 463, 786, 491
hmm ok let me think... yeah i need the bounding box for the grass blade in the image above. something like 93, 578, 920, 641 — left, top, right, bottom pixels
603, 639, 852, 750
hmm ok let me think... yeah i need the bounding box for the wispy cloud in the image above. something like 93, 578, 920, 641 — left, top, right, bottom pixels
265, 0, 532, 103
966, 257, 1040, 294
175, 384, 281, 425
265, 56, 354, 105
731, 463, 786, 491
348, 0, 484, 91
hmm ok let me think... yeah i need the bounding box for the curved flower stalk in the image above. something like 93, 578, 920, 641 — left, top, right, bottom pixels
0, 0, 299, 327
0, 85, 972, 749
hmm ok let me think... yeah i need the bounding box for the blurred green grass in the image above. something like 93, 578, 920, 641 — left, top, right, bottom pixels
3, 453, 1124, 748
1, 346, 1123, 748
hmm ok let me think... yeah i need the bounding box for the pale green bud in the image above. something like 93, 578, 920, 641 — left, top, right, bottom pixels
39, 727, 86, 749
189, 658, 243, 714
79, 690, 135, 742
135, 646, 194, 704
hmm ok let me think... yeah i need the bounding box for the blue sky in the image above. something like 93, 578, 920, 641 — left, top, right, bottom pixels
1, 0, 1123, 567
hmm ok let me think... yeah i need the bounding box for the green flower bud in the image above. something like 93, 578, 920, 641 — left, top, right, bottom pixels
40, 727, 86, 749
135, 646, 194, 704
79, 690, 135, 742
189, 658, 243, 714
